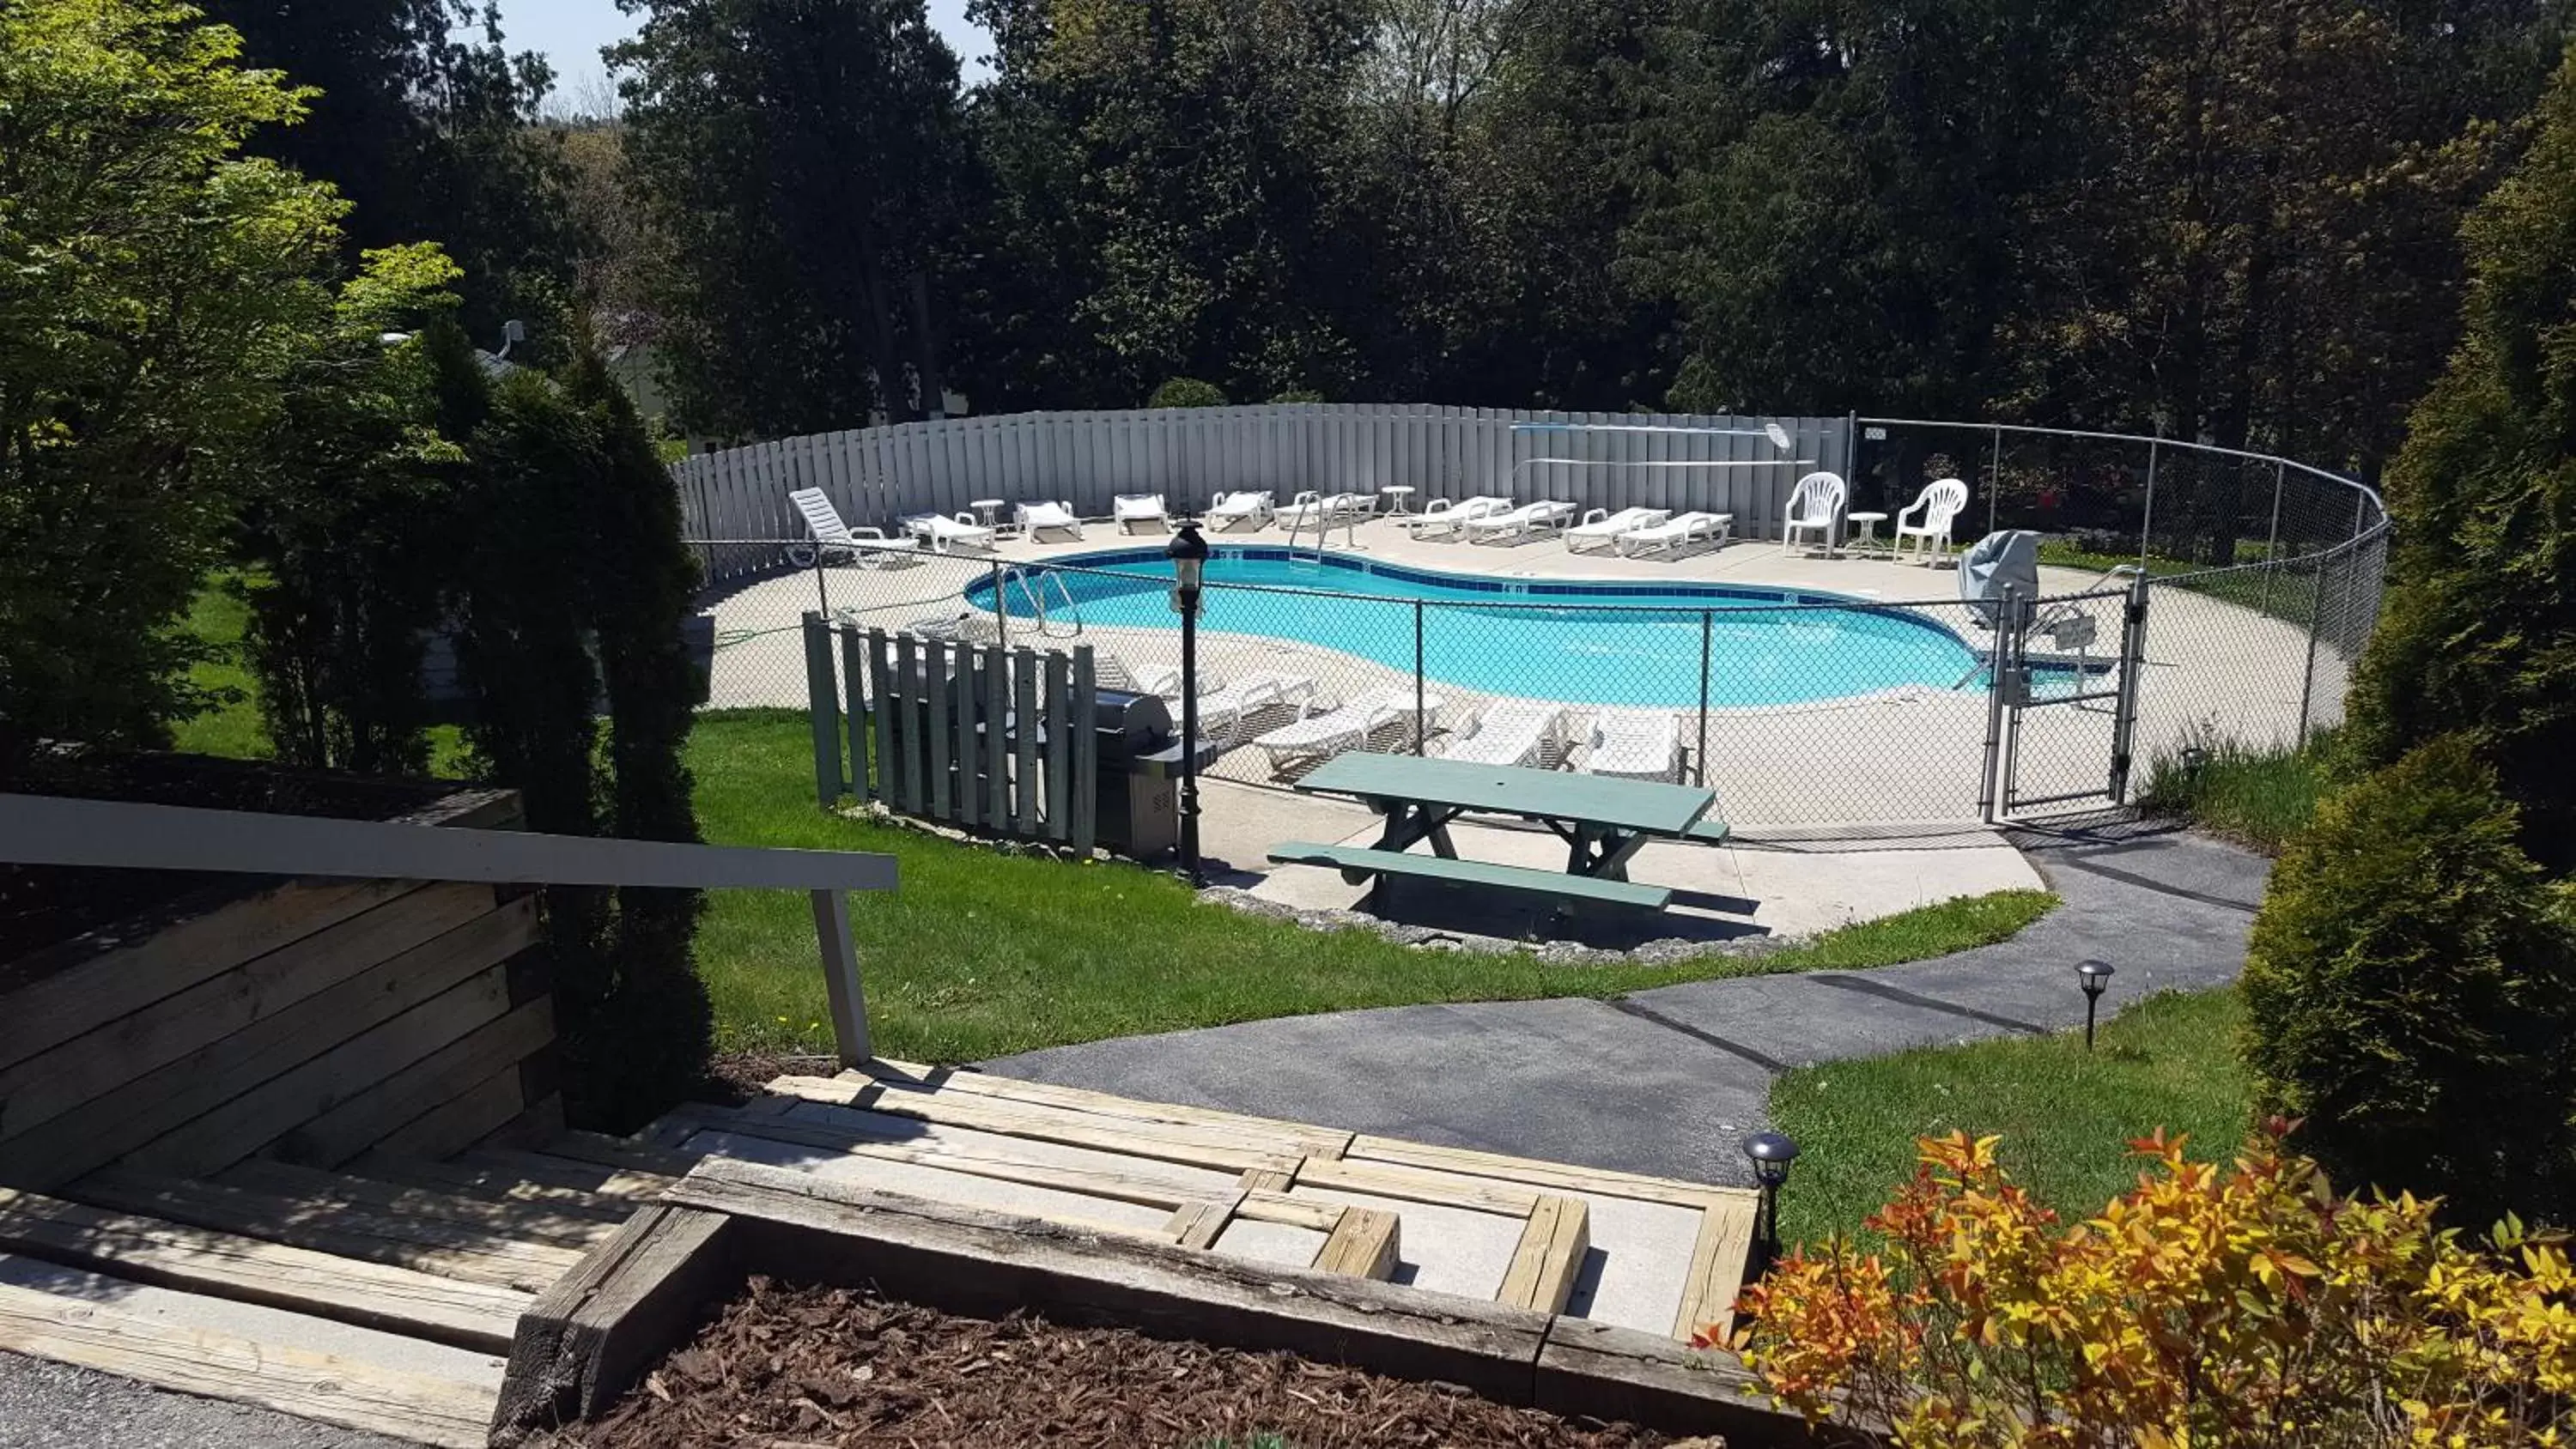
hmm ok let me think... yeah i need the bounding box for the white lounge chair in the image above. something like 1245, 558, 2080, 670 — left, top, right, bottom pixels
1464, 500, 1576, 543
1587, 709, 1683, 783
1252, 689, 1443, 772
1114, 494, 1169, 533
1208, 491, 1273, 531
1275, 492, 1364, 530
1406, 495, 1510, 539
1097, 651, 1224, 700
902, 511, 998, 554
1782, 471, 1847, 556
787, 487, 919, 568
1614, 512, 1732, 558
1441, 700, 1569, 768
1194, 672, 1317, 745
1016, 500, 1084, 542
1893, 477, 1970, 564
1566, 507, 1670, 555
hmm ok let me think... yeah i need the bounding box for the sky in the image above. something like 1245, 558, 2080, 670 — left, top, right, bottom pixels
501, 0, 993, 105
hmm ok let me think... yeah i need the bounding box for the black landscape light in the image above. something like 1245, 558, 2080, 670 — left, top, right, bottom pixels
2077, 959, 2116, 1050
1166, 522, 1210, 888
1741, 1131, 1799, 1273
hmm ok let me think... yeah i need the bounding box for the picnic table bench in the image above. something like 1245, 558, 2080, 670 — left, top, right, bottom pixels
1270, 753, 1728, 914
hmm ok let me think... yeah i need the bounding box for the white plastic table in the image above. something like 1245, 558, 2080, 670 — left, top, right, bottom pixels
1380, 486, 1416, 516
970, 499, 1008, 536
1847, 511, 1888, 555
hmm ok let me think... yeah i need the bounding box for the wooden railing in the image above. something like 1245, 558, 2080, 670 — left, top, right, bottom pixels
0, 792, 898, 1066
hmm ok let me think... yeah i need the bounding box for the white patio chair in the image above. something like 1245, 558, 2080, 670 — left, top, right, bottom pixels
1194, 672, 1317, 745
1565, 507, 1670, 555
901, 511, 998, 554
1893, 477, 1971, 564
1463, 500, 1576, 543
1586, 709, 1683, 783
1114, 494, 1169, 533
1252, 689, 1443, 772
1440, 700, 1570, 768
1016, 500, 1084, 542
1208, 491, 1273, 531
1406, 495, 1510, 539
1782, 471, 1847, 556
787, 487, 919, 568
1613, 511, 1733, 558
1275, 491, 1364, 530
1097, 650, 1224, 700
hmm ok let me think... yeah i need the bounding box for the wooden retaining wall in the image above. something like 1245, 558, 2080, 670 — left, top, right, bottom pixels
0, 788, 557, 1192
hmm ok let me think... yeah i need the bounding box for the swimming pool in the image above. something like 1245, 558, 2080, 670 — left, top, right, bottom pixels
966, 549, 1983, 709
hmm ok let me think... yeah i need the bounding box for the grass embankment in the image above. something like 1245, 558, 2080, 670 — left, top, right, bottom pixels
690, 711, 2056, 1060
2034, 540, 2324, 627
1769, 987, 2251, 1244
171, 589, 2060, 1062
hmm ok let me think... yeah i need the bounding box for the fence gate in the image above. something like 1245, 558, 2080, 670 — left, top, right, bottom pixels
1983, 577, 2150, 821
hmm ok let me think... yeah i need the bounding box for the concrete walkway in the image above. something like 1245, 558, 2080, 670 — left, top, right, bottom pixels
990, 823, 2266, 1191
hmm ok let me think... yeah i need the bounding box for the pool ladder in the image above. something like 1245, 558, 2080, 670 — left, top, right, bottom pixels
1009, 566, 1084, 640
1283, 494, 1359, 562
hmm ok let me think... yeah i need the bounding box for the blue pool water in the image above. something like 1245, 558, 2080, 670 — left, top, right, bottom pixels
966, 548, 1982, 708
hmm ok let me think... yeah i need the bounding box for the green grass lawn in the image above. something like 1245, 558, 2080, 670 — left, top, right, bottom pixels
690, 710, 2056, 1062
2035, 540, 2323, 627
168, 579, 273, 761
1768, 987, 2251, 1245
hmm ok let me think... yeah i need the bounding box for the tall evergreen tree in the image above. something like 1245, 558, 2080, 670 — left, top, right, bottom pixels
2351, 45, 2576, 871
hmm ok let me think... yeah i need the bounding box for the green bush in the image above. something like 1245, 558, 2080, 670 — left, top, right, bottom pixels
2349, 51, 2576, 870
2240, 737, 2576, 1225
1148, 377, 1229, 408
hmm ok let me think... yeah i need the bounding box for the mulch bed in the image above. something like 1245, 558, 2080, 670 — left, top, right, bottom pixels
544, 1277, 1701, 1449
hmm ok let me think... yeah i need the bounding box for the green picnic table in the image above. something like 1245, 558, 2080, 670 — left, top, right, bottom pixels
1270, 754, 1728, 913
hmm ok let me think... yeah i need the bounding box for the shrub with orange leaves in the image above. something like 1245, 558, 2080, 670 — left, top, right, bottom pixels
1722, 1126, 2576, 1446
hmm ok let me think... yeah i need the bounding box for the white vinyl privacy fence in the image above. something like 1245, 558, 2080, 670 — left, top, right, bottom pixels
673, 403, 1853, 583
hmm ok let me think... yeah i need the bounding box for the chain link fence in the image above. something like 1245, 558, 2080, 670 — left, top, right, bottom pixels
684, 420, 2387, 834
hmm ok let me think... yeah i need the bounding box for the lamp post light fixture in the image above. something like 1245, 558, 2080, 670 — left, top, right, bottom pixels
2077, 959, 2116, 1050
1741, 1131, 1799, 1275
1166, 521, 1210, 888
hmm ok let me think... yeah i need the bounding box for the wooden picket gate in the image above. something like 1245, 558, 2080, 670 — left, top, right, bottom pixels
803, 614, 1099, 852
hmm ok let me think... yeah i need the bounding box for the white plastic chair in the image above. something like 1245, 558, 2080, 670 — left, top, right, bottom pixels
788, 487, 917, 568
1406, 495, 1510, 539
1893, 477, 1970, 564
1252, 689, 1443, 772
1114, 494, 1169, 532
1565, 507, 1669, 555
1441, 700, 1570, 768
1586, 710, 1683, 783
1463, 500, 1576, 543
1782, 471, 1847, 556
1208, 491, 1273, 531
1016, 500, 1084, 542
901, 512, 997, 554
1614, 512, 1733, 558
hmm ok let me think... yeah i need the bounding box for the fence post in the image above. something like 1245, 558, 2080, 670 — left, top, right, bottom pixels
1071, 646, 1098, 856
1413, 599, 1428, 755
1977, 588, 2019, 824
2138, 430, 2160, 567
989, 556, 1008, 649
838, 622, 870, 802
803, 611, 842, 807
1987, 426, 2003, 535
2294, 553, 2330, 750
1697, 610, 1714, 787
2107, 572, 2152, 803
809, 888, 871, 1067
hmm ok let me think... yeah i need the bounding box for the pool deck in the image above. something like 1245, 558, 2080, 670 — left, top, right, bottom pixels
703, 512, 2330, 839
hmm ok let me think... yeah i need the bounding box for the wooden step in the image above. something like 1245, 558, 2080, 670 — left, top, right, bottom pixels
70, 1168, 585, 1294
348, 1150, 644, 1222
0, 1186, 526, 1353
0, 1254, 502, 1448
218, 1159, 617, 1251
446, 1145, 677, 1202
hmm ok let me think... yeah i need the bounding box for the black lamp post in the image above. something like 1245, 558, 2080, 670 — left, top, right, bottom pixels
2077, 959, 2116, 1050
1167, 521, 1210, 888
1741, 1131, 1799, 1275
